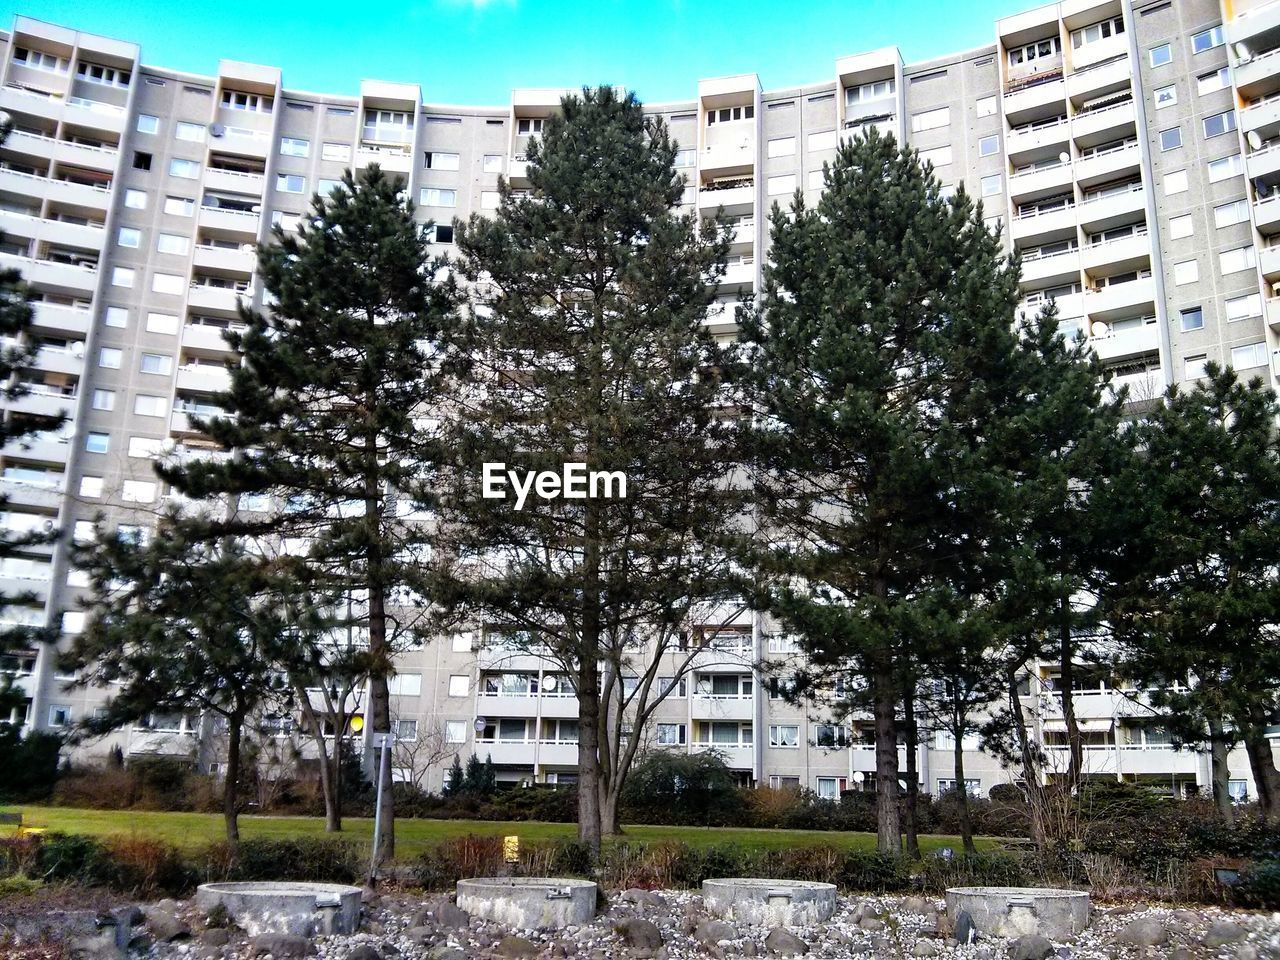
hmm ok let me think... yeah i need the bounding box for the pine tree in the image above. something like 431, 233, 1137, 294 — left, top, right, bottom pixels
741, 129, 1031, 855
1104, 365, 1280, 821
440, 86, 739, 852
159, 166, 462, 869
64, 514, 312, 842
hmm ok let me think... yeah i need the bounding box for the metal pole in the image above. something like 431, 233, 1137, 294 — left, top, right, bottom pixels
369, 733, 391, 882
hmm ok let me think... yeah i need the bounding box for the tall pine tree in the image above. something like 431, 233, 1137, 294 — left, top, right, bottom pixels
438, 86, 740, 852
160, 166, 462, 870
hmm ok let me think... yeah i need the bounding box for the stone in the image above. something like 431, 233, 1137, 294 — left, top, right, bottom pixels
200, 928, 232, 947
249, 933, 316, 958
615, 918, 663, 950
405, 926, 435, 945
764, 927, 808, 956
1205, 921, 1248, 948
860, 917, 886, 931
954, 911, 978, 945
346, 946, 383, 960
695, 919, 738, 945
68, 931, 125, 960
496, 935, 541, 959
902, 897, 933, 915
621, 889, 666, 910
143, 906, 191, 942
912, 942, 940, 957
429, 948, 465, 960
1174, 910, 1201, 926
1235, 947, 1259, 960
1170, 948, 1196, 960
1114, 918, 1169, 948
435, 901, 471, 930
1009, 934, 1055, 960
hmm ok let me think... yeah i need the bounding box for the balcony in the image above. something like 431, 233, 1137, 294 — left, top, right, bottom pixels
698, 181, 754, 215
181, 323, 240, 353
63, 96, 127, 135
203, 167, 265, 197
9, 388, 73, 420
721, 258, 755, 292
0, 168, 112, 212
1020, 249, 1081, 287
1071, 100, 1136, 148
0, 254, 98, 294
1020, 292, 1083, 325
1084, 277, 1155, 321
0, 85, 65, 124
2, 431, 72, 466
536, 742, 579, 767
476, 647, 557, 671
1076, 183, 1145, 232
1106, 367, 1166, 404
1074, 141, 1141, 189
1255, 194, 1280, 235
1243, 91, 1280, 139
850, 743, 910, 775
1236, 47, 1280, 101
5, 129, 117, 174
690, 694, 754, 721
0, 209, 105, 251
0, 476, 64, 510
1088, 319, 1160, 363
198, 204, 261, 236
1009, 203, 1076, 243
1228, 0, 1280, 47
473, 740, 538, 767
354, 143, 412, 175
1267, 297, 1280, 333
1066, 56, 1131, 104
187, 284, 250, 315
1259, 240, 1280, 279
1005, 117, 1071, 162
475, 692, 541, 718
688, 643, 754, 673
1002, 77, 1066, 125
691, 742, 753, 770
701, 140, 755, 177
1007, 162, 1073, 203
1072, 34, 1130, 71
31, 302, 91, 336
192, 243, 256, 274
213, 125, 272, 160
175, 364, 232, 394
127, 731, 198, 760
33, 345, 85, 378
1081, 230, 1151, 273
508, 157, 530, 185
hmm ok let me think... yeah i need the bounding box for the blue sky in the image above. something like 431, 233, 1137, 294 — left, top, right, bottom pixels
4, 0, 1026, 105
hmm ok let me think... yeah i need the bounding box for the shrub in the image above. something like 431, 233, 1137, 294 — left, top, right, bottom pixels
1235, 859, 1280, 909
412, 835, 505, 889
34, 833, 112, 886
0, 730, 62, 802
919, 851, 1030, 891
620, 751, 744, 827
101, 836, 195, 897
0, 874, 42, 899
208, 837, 363, 884
836, 850, 913, 892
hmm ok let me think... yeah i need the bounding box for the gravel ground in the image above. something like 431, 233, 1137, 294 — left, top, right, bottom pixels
11, 886, 1280, 960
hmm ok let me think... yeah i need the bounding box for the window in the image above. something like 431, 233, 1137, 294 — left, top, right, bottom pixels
517, 117, 545, 135
767, 174, 796, 195
420, 188, 457, 207
91, 389, 115, 411
481, 191, 500, 210
807, 169, 825, 191
156, 234, 188, 256
128, 437, 164, 459
140, 353, 173, 375
815, 777, 845, 800
427, 224, 454, 244
163, 196, 195, 217
394, 720, 417, 741
112, 267, 135, 289
133, 394, 167, 417
705, 105, 753, 125
61, 612, 85, 634
918, 145, 952, 169
1229, 780, 1250, 803
317, 179, 342, 197
169, 158, 199, 179
1192, 24, 1224, 54
321, 142, 351, 162
1220, 245, 1256, 274
1225, 293, 1262, 321
133, 151, 153, 171
445, 721, 466, 743
1203, 110, 1237, 139
1208, 154, 1244, 183
1231, 341, 1268, 369
122, 480, 157, 503
1185, 354, 1209, 379
1159, 127, 1182, 151
976, 95, 997, 118
47, 705, 71, 728
483, 154, 504, 173
124, 189, 147, 209
911, 107, 950, 132
117, 228, 141, 249
1174, 259, 1199, 285
136, 114, 159, 134
1007, 35, 1061, 67
98, 348, 122, 369
280, 137, 310, 157
1198, 67, 1230, 96
152, 273, 184, 295
424, 151, 460, 170
769, 725, 800, 748
1071, 15, 1124, 49
937, 779, 982, 795
657, 676, 687, 698
77, 61, 129, 87
1165, 170, 1189, 194
976, 135, 1000, 158
1214, 199, 1249, 228
175, 121, 205, 142
656, 723, 686, 746
221, 90, 272, 113
815, 724, 851, 748
1180, 307, 1204, 331
388, 673, 422, 696
766, 136, 796, 158
1150, 44, 1172, 67
845, 78, 895, 105
1169, 215, 1194, 239
808, 130, 837, 152
79, 476, 103, 498
981, 174, 1002, 196
1154, 85, 1177, 109
448, 675, 469, 697
275, 174, 305, 194
104, 307, 128, 328
84, 432, 109, 453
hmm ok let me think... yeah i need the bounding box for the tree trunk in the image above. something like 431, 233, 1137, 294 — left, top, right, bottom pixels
367, 585, 395, 873
294, 681, 341, 831
871, 655, 902, 855
1007, 664, 1046, 848
598, 782, 620, 836
902, 683, 921, 859
577, 659, 603, 855
1209, 718, 1234, 823
1243, 718, 1280, 821
953, 700, 977, 856
223, 711, 243, 845
1058, 599, 1083, 793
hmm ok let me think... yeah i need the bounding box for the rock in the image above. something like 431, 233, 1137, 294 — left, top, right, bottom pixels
435, 900, 471, 930
1114, 917, 1169, 948
249, 933, 316, 958
615, 918, 663, 950
496, 935, 541, 958
1235, 947, 1259, 960
346, 946, 383, 960
621, 889, 666, 910
695, 919, 738, 945
912, 942, 940, 957
200, 928, 232, 947
68, 931, 124, 960
1205, 920, 1248, 948
1009, 934, 1054, 960
954, 911, 978, 945
764, 927, 808, 956
429, 948, 464, 960
860, 917, 886, 931
1170, 949, 1196, 960
142, 906, 191, 942
405, 926, 435, 945
1174, 910, 1201, 926
902, 897, 933, 915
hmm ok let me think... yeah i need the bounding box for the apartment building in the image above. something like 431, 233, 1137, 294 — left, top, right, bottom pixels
0, 0, 1277, 801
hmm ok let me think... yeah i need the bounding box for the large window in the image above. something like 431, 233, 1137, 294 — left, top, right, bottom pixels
1203, 110, 1237, 139
1231, 341, 1268, 370
769, 725, 799, 748
1071, 16, 1124, 49
1191, 24, 1224, 54
911, 107, 950, 133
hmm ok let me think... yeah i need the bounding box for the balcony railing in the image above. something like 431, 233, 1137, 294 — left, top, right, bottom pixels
1086, 227, 1149, 248
1079, 181, 1143, 206
66, 96, 125, 116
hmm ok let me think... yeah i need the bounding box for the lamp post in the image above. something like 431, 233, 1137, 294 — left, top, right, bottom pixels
367, 729, 392, 884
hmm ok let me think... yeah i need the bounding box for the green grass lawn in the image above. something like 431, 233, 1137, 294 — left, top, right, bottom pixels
2, 806, 994, 860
